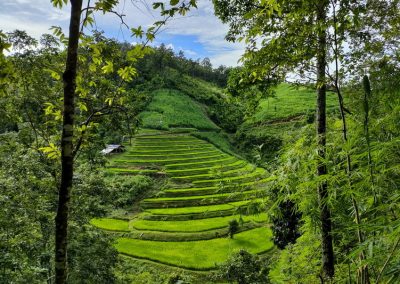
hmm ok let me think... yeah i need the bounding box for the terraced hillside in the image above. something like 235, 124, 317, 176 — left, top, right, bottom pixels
93, 132, 274, 270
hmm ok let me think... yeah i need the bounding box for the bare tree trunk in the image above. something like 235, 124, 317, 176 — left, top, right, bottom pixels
55, 1, 83, 283
316, 0, 335, 279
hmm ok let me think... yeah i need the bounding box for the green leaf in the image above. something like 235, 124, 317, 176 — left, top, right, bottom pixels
153, 2, 164, 10
131, 26, 144, 38
105, 97, 113, 106
39, 143, 60, 160
101, 61, 114, 74
117, 66, 137, 82
190, 0, 197, 8
51, 0, 67, 9
78, 102, 88, 112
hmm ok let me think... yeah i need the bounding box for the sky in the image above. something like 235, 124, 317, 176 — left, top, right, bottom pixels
0, 0, 245, 67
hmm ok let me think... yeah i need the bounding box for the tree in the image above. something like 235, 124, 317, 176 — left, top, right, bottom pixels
54, 3, 83, 283
228, 219, 239, 238
49, 1, 198, 282
271, 200, 302, 249
217, 250, 270, 284
213, 0, 335, 278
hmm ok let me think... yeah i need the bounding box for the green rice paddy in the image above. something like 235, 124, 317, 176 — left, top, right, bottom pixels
131, 214, 267, 232
115, 227, 273, 270
93, 131, 273, 270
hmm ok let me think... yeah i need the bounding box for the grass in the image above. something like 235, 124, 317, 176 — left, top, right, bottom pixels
125, 222, 262, 242
252, 82, 337, 123
140, 89, 219, 130
125, 150, 222, 159
131, 214, 267, 232
165, 157, 237, 169
146, 200, 262, 215
112, 154, 227, 165
91, 218, 130, 232
191, 131, 234, 155
115, 227, 274, 270
134, 140, 208, 145
106, 168, 160, 174
170, 164, 254, 181
136, 135, 199, 140
192, 168, 266, 186
144, 188, 265, 203
97, 129, 273, 271
166, 160, 247, 176
128, 147, 215, 155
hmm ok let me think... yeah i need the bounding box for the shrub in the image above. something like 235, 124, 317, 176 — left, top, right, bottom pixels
217, 249, 270, 284
228, 219, 239, 239
271, 200, 302, 249
107, 175, 153, 208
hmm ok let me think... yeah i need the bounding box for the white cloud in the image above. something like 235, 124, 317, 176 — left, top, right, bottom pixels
166, 43, 174, 50
162, 0, 245, 66
209, 49, 244, 67
0, 0, 70, 38
0, 0, 244, 66
181, 49, 197, 57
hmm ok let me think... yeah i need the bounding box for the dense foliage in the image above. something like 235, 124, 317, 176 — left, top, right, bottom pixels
1, 0, 400, 282
216, 249, 270, 284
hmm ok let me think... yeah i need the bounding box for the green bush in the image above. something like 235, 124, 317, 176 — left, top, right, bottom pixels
107, 175, 154, 208
228, 219, 239, 239
216, 249, 270, 284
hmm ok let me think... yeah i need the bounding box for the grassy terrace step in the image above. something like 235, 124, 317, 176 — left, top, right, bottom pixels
165, 157, 237, 170
133, 141, 208, 146
105, 168, 161, 175
91, 214, 267, 233
127, 147, 215, 155
132, 214, 267, 232
141, 199, 266, 221
161, 185, 258, 198
125, 222, 264, 242
165, 160, 247, 177
90, 218, 130, 232
135, 135, 202, 140
161, 177, 272, 198
115, 227, 274, 270
112, 154, 228, 166
146, 200, 262, 215
141, 207, 239, 221
170, 164, 255, 182
191, 169, 266, 187
124, 150, 222, 160
141, 189, 267, 209
128, 144, 211, 150
135, 136, 200, 142
126, 149, 220, 157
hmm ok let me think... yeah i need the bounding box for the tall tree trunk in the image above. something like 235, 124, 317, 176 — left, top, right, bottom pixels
363, 75, 374, 186
55, 1, 83, 283
316, 0, 335, 279
332, 5, 369, 281
336, 86, 370, 284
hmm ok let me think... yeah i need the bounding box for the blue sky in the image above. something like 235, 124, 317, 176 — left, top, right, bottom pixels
0, 0, 244, 66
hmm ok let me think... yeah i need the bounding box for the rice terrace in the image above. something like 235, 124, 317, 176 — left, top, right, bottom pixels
93, 130, 274, 270
1, 0, 399, 283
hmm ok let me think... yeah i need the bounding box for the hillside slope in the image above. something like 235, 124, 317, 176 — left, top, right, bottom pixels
235, 83, 338, 161
140, 89, 219, 131
93, 132, 273, 271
